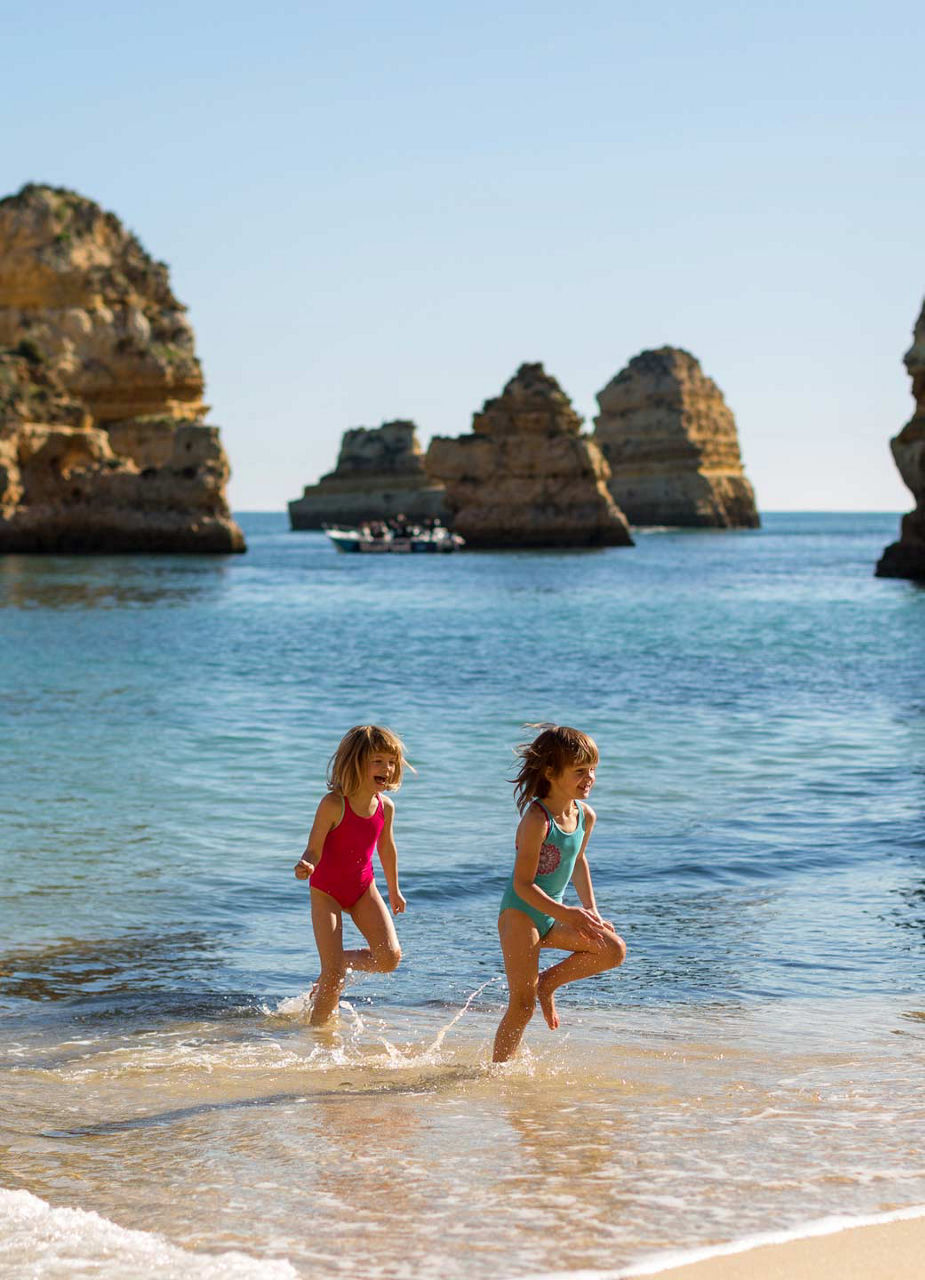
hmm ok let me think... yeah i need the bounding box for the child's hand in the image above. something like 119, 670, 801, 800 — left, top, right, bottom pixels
567, 906, 610, 942
390, 889, 407, 915
294, 858, 314, 880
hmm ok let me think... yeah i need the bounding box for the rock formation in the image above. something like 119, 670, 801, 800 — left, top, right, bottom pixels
0, 183, 244, 552
288, 420, 447, 529
593, 347, 759, 528
425, 363, 633, 548
877, 298, 925, 580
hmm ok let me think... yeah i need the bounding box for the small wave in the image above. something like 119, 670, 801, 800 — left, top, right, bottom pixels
0, 1187, 296, 1279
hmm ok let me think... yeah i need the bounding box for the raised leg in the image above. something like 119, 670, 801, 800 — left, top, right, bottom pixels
536, 922, 626, 1030
345, 883, 402, 973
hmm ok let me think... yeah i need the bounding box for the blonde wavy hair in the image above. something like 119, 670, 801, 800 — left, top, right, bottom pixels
512, 724, 599, 813
327, 725, 409, 795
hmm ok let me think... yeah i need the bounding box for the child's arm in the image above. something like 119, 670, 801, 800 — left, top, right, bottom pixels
512, 806, 608, 941
376, 797, 406, 914
294, 793, 341, 880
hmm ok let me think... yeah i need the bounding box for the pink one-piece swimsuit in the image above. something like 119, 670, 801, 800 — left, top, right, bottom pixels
310, 794, 384, 908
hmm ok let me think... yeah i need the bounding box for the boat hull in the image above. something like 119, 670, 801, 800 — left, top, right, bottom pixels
323, 526, 464, 554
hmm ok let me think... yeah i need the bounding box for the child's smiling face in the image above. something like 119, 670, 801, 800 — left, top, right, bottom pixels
549, 761, 597, 800
366, 752, 397, 791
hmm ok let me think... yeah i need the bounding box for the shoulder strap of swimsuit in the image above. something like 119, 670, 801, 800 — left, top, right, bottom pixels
532, 798, 552, 837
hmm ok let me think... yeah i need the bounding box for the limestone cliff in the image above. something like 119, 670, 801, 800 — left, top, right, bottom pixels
425, 363, 633, 548
288, 420, 446, 529
593, 347, 759, 528
0, 183, 244, 552
877, 298, 925, 580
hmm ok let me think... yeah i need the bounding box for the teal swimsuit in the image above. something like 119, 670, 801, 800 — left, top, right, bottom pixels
499, 799, 586, 938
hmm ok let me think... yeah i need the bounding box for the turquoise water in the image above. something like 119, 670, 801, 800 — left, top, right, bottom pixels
1, 512, 924, 1278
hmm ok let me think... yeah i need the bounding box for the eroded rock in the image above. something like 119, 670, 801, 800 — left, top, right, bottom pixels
877, 298, 925, 580
593, 347, 759, 528
0, 184, 244, 552
288, 420, 446, 529
425, 363, 632, 548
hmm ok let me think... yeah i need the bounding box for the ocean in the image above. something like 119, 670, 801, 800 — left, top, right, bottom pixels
1, 511, 923, 1279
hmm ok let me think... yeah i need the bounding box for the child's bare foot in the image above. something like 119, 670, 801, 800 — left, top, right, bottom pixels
537, 975, 560, 1030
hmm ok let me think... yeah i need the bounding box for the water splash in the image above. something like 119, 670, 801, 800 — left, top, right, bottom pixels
419, 977, 502, 1059
265, 979, 502, 1075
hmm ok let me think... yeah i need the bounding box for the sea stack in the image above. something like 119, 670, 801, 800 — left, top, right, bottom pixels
288, 420, 446, 529
0, 183, 244, 552
425, 363, 633, 548
593, 347, 759, 528
877, 298, 925, 580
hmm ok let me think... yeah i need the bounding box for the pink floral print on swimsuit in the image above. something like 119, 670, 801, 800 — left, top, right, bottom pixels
536, 841, 561, 875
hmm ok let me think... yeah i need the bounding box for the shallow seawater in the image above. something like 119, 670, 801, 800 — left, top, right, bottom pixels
3, 997, 925, 1279
1, 512, 924, 1277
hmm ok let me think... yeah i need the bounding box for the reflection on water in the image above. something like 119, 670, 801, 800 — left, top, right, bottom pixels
0, 931, 224, 1003
0, 554, 231, 610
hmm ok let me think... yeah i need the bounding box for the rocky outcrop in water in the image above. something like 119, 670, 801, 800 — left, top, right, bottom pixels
593, 347, 759, 528
425, 363, 633, 547
0, 184, 244, 552
877, 299, 925, 580
288, 420, 446, 529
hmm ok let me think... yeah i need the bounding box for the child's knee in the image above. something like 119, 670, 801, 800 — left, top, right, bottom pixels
509, 988, 537, 1020
378, 943, 402, 973
605, 933, 627, 969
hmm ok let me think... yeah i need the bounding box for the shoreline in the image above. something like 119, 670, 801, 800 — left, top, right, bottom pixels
615, 1205, 925, 1280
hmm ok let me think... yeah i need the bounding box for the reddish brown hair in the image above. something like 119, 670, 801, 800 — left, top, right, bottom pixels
511, 724, 599, 813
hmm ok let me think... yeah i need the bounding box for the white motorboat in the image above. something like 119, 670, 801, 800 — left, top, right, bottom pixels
323, 524, 465, 554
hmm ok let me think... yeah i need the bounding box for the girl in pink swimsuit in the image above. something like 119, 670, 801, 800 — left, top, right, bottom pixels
293, 725, 409, 1025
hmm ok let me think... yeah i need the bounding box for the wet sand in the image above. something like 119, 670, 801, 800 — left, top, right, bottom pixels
623, 1210, 925, 1280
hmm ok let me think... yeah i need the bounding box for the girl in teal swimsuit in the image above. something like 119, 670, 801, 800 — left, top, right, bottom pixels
493, 725, 626, 1063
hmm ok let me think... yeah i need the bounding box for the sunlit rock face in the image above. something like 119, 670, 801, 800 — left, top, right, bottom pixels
288, 420, 447, 529
593, 347, 759, 529
0, 184, 244, 552
877, 299, 925, 581
425, 363, 633, 548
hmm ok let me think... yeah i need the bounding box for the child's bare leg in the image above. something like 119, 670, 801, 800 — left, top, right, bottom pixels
309, 889, 347, 1025
344, 884, 402, 973
537, 924, 627, 1030
493, 910, 542, 1063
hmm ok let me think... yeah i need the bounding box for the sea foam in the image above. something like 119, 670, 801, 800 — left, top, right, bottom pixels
0, 1187, 297, 1279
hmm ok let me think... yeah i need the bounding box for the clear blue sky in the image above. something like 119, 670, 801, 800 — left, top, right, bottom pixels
4, 0, 922, 511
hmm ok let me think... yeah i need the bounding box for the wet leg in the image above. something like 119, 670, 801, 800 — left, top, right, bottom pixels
309, 888, 347, 1025
537, 924, 626, 1030
493, 910, 542, 1063
346, 884, 402, 973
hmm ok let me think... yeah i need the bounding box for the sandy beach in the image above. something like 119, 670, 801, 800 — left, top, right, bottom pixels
621, 1210, 925, 1280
